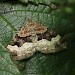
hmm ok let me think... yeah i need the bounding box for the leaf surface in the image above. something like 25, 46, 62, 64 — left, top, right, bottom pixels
0, 43, 21, 75
0, 1, 75, 75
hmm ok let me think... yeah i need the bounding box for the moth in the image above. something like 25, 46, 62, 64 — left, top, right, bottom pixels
7, 19, 66, 60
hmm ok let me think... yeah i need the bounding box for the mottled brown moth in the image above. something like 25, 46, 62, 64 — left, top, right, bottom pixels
7, 19, 66, 60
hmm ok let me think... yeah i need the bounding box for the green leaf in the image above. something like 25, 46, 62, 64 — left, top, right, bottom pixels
0, 1, 75, 75
19, 0, 75, 5
0, 43, 21, 75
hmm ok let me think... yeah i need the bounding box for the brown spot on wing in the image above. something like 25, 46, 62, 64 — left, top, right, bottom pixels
18, 20, 47, 37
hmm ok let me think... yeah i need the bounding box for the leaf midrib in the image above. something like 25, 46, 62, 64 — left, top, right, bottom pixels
0, 14, 17, 31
